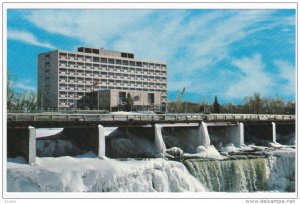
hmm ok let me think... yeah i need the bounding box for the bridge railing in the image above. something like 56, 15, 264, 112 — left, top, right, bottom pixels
7, 113, 295, 122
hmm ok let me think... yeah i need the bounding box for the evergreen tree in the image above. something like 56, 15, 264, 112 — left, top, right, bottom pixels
212, 96, 221, 113
125, 93, 134, 111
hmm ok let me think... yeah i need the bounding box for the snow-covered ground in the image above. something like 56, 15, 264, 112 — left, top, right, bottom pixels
7, 147, 295, 192
7, 155, 206, 192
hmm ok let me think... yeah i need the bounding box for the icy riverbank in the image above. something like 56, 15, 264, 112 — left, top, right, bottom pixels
7, 148, 295, 192
7, 155, 206, 192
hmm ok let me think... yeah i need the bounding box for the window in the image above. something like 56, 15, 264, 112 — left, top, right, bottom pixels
148, 93, 155, 104
101, 58, 107, 63
108, 59, 114, 64
93, 49, 99, 54
128, 54, 134, 59
85, 48, 92, 53
119, 92, 126, 103
93, 57, 100, 62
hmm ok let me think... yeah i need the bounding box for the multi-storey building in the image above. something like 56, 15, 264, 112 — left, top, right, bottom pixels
38, 47, 167, 111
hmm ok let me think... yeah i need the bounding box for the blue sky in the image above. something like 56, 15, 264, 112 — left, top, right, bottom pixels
7, 9, 296, 104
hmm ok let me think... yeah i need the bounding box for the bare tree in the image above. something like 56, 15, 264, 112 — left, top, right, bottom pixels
7, 72, 37, 112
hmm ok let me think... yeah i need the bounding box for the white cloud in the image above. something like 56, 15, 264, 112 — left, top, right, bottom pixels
274, 60, 295, 96
15, 81, 36, 91
25, 10, 152, 49
8, 30, 55, 49
23, 10, 295, 100
224, 54, 274, 99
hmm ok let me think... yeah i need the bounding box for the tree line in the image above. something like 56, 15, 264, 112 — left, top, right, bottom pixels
7, 72, 295, 114
167, 93, 295, 114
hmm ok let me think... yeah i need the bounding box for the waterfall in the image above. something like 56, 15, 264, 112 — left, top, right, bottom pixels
183, 150, 295, 192
184, 157, 269, 192
199, 122, 210, 146
154, 124, 166, 154
267, 150, 295, 192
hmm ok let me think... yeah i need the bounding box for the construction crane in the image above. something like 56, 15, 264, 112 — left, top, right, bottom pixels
176, 87, 185, 113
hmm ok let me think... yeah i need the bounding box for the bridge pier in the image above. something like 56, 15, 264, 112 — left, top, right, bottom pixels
154, 124, 166, 154
7, 126, 36, 164
272, 122, 276, 143
63, 125, 105, 157
199, 122, 210, 146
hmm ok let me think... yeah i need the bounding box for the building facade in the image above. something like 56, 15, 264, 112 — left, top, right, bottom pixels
78, 89, 162, 111
38, 47, 167, 111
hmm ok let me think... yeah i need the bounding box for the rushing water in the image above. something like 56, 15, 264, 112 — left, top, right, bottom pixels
183, 157, 269, 192
182, 150, 295, 192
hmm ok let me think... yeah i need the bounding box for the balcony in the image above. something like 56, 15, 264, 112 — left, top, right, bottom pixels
59, 55, 67, 59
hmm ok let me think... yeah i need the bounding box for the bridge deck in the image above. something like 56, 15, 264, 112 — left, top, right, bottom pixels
7, 113, 295, 128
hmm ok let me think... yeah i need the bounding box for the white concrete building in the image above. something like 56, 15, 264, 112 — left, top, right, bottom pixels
38, 47, 167, 111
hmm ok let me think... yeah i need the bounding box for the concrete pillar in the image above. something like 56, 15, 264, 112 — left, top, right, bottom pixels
98, 125, 105, 157
272, 122, 276, 143
199, 122, 210, 146
235, 123, 244, 146
28, 126, 36, 164
7, 126, 36, 164
154, 124, 166, 154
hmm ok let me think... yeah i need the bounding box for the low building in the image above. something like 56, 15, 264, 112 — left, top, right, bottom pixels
78, 89, 162, 112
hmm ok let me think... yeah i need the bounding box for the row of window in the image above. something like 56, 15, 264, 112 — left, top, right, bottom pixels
58, 77, 167, 84
59, 85, 166, 91
58, 92, 167, 99
58, 71, 167, 78
58, 86, 166, 93
58, 63, 167, 74
58, 53, 166, 69
58, 72, 167, 80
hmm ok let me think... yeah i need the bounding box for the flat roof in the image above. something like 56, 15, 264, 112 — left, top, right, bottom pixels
40, 49, 166, 65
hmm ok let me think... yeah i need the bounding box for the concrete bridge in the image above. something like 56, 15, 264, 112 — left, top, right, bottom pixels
6, 113, 295, 163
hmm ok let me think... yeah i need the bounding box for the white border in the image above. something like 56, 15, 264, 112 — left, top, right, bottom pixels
2, 1, 298, 201
2, 2, 298, 9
